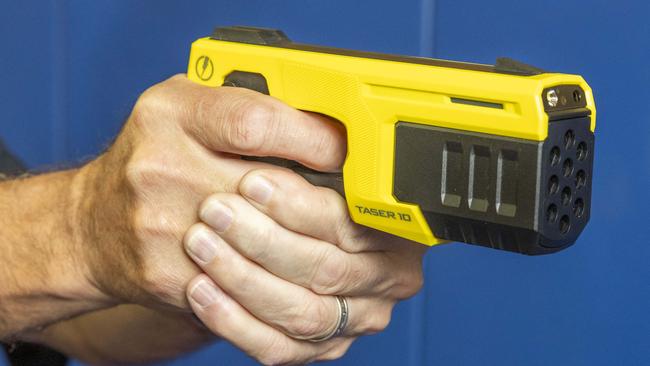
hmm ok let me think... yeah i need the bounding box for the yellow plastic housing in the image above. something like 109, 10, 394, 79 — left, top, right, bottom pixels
187, 37, 596, 246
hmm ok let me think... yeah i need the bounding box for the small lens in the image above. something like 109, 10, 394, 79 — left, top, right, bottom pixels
550, 146, 561, 166
559, 215, 571, 234
548, 175, 559, 195
573, 198, 585, 218
577, 141, 588, 161
573, 89, 582, 102
561, 187, 572, 205
547, 204, 558, 223
564, 130, 575, 149
563, 159, 574, 177
576, 170, 586, 189
547, 89, 559, 107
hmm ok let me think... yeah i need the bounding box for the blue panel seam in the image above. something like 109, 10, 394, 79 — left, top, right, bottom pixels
51, 0, 67, 162
419, 0, 436, 57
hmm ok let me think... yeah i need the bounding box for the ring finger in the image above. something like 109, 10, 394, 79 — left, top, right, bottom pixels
184, 223, 393, 340
187, 274, 352, 365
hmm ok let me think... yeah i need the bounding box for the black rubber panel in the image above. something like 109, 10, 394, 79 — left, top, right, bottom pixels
242, 156, 344, 195
223, 71, 270, 95
212, 26, 290, 46
393, 117, 594, 255
211, 26, 543, 76
494, 57, 545, 75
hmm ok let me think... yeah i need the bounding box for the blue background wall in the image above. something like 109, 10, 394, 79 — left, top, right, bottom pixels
1, 1, 648, 365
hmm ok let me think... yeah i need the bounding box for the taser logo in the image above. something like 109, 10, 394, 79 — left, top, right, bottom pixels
354, 205, 412, 222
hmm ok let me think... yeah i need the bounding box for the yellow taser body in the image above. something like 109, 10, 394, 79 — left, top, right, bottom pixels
187, 26, 596, 255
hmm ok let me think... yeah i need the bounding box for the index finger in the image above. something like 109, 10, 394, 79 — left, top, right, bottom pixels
148, 75, 347, 172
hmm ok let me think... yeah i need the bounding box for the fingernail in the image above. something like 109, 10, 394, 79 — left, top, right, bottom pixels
186, 229, 218, 264
200, 200, 233, 233
242, 175, 274, 204
189, 279, 220, 307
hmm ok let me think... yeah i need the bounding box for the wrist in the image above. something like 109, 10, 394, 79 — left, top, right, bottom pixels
68, 164, 117, 306
74, 150, 141, 305
0, 168, 115, 339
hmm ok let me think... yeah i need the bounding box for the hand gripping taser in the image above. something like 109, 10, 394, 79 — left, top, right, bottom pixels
187, 26, 596, 255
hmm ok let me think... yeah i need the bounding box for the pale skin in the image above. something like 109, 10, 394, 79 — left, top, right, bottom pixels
0, 74, 427, 365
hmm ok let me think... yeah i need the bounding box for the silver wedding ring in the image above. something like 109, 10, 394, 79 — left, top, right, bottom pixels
309, 296, 349, 342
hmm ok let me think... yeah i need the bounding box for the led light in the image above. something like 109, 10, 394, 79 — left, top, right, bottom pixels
546, 89, 559, 107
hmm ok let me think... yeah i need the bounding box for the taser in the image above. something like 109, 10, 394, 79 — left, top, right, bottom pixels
187, 26, 596, 255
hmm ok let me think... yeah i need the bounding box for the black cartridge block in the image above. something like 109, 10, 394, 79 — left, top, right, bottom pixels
393, 116, 594, 255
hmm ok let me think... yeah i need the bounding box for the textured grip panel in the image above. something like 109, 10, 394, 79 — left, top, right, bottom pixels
282, 63, 378, 195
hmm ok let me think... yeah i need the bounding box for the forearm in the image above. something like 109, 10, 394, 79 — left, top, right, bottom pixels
31, 305, 216, 365
0, 169, 112, 340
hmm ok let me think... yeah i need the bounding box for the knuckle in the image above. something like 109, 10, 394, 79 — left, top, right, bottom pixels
243, 221, 275, 262
282, 185, 327, 227
310, 249, 350, 295
314, 129, 334, 156
258, 355, 292, 366
131, 206, 170, 240
123, 152, 199, 236
310, 128, 341, 171
124, 146, 176, 191
232, 260, 259, 293
394, 265, 425, 299
287, 296, 331, 339
370, 309, 393, 334
124, 162, 166, 217
226, 98, 278, 152
409, 267, 425, 295
193, 89, 223, 125
289, 187, 312, 215
125, 157, 155, 192
132, 88, 158, 120
315, 189, 344, 225
360, 306, 393, 334
319, 341, 352, 361
124, 146, 197, 203
336, 220, 375, 253
245, 230, 273, 263
333, 215, 352, 247
131, 85, 174, 130
229, 241, 269, 291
